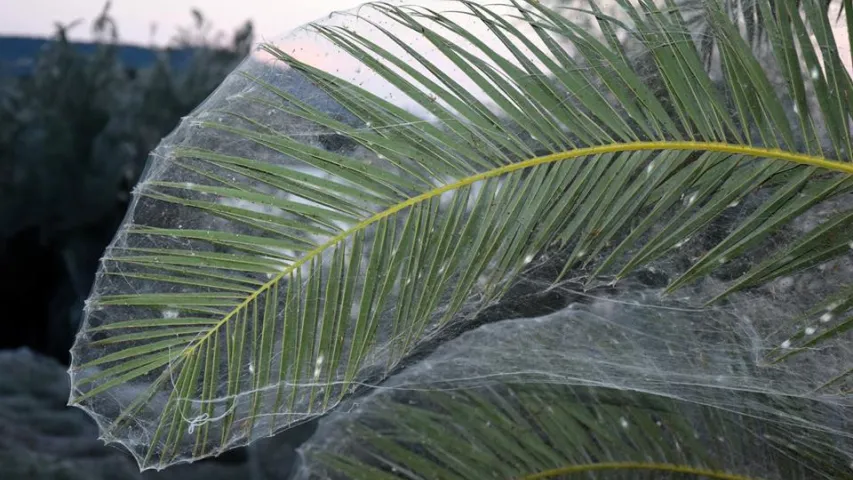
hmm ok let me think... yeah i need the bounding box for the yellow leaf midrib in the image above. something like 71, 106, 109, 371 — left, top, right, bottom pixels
178, 140, 853, 359
521, 460, 762, 480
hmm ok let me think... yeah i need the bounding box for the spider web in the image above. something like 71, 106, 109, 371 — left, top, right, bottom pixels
68, 0, 853, 476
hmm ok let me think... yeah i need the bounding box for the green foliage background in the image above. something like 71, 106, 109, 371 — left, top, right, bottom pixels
0, 4, 253, 362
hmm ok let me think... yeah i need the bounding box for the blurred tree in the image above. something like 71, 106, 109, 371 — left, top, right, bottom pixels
0, 3, 253, 363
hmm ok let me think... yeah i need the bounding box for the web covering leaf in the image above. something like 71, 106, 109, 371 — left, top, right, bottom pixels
296, 287, 853, 479
68, 0, 853, 476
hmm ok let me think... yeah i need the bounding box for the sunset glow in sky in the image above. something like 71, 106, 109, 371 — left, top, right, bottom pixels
0, 0, 364, 45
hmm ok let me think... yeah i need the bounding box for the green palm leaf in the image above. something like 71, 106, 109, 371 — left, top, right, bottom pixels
68, 0, 853, 473
307, 384, 782, 480
677, 0, 843, 67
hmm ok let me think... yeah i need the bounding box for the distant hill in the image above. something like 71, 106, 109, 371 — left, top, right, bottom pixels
0, 36, 196, 76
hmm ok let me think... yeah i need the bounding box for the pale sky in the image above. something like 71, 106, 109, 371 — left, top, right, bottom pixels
0, 0, 365, 45
1, 0, 849, 97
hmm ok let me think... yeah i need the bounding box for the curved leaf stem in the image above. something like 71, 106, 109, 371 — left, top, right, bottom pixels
181, 141, 853, 359
520, 461, 761, 479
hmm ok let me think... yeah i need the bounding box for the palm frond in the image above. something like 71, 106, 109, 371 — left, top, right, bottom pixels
295, 299, 853, 479
303, 384, 782, 480
675, 0, 842, 67
68, 0, 853, 472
